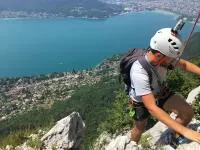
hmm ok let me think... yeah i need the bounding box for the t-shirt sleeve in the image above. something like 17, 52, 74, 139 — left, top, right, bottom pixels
130, 64, 152, 96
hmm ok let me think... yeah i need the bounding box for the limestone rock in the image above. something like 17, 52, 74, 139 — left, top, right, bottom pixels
105, 133, 140, 150
15, 143, 35, 150
41, 112, 85, 150
186, 85, 200, 104
5, 145, 13, 150
93, 131, 113, 150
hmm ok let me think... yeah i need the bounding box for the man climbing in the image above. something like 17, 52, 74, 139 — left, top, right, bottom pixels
128, 27, 200, 147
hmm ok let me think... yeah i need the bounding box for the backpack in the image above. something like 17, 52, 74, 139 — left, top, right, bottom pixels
119, 48, 153, 90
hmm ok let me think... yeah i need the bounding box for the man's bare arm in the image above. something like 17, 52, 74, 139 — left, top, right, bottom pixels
176, 58, 200, 75
142, 93, 200, 143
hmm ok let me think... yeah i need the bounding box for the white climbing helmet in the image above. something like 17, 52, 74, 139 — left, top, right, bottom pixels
150, 28, 184, 58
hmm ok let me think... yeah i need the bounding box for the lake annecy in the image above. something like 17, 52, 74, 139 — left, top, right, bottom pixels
0, 11, 199, 77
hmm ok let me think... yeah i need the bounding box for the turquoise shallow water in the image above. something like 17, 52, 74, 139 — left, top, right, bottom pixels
0, 11, 199, 77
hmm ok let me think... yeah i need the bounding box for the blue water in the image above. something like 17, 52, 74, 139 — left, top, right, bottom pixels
0, 11, 199, 77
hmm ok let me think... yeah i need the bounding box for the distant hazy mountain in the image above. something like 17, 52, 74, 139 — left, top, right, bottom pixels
183, 32, 200, 59
0, 0, 123, 18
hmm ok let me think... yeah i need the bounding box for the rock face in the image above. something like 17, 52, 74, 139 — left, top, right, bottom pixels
145, 116, 200, 150
41, 112, 85, 150
15, 143, 35, 150
93, 131, 140, 150
105, 133, 141, 150
186, 85, 200, 104
100, 86, 200, 150
93, 132, 113, 150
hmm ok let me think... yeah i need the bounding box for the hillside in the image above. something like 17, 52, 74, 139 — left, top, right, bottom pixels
0, 55, 120, 121
0, 55, 199, 149
183, 32, 200, 59
0, 0, 123, 18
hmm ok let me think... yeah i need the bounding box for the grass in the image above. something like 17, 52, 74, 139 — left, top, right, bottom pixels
139, 133, 152, 149
27, 137, 42, 149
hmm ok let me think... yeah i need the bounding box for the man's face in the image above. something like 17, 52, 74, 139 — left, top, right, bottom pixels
154, 52, 175, 67
159, 55, 175, 68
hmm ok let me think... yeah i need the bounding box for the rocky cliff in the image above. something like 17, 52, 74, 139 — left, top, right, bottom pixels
95, 86, 200, 150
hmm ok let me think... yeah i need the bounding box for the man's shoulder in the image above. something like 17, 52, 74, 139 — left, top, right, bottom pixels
132, 60, 142, 68
131, 60, 148, 75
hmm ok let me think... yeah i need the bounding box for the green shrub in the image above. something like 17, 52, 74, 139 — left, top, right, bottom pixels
97, 89, 133, 134
167, 56, 200, 97
27, 137, 42, 149
0, 129, 32, 148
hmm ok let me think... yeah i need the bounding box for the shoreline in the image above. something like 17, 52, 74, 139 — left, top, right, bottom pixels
0, 10, 199, 26
151, 9, 200, 26
0, 9, 182, 21
152, 9, 200, 26
0, 16, 106, 21
152, 9, 180, 18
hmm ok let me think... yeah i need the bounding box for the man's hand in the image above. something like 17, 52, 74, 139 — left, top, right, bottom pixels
182, 128, 200, 143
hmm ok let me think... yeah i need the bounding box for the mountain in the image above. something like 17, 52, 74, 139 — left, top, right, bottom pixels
0, 0, 123, 18
183, 32, 200, 59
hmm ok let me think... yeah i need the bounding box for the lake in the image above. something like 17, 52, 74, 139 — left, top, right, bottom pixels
0, 11, 199, 77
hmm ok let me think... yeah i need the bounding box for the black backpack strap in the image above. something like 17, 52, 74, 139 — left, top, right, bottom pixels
138, 56, 153, 88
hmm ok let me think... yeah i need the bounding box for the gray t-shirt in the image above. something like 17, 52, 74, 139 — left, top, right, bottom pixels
129, 55, 177, 103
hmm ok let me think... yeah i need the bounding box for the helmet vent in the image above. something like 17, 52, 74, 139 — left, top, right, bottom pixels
168, 38, 172, 42
174, 47, 179, 49
171, 42, 177, 45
